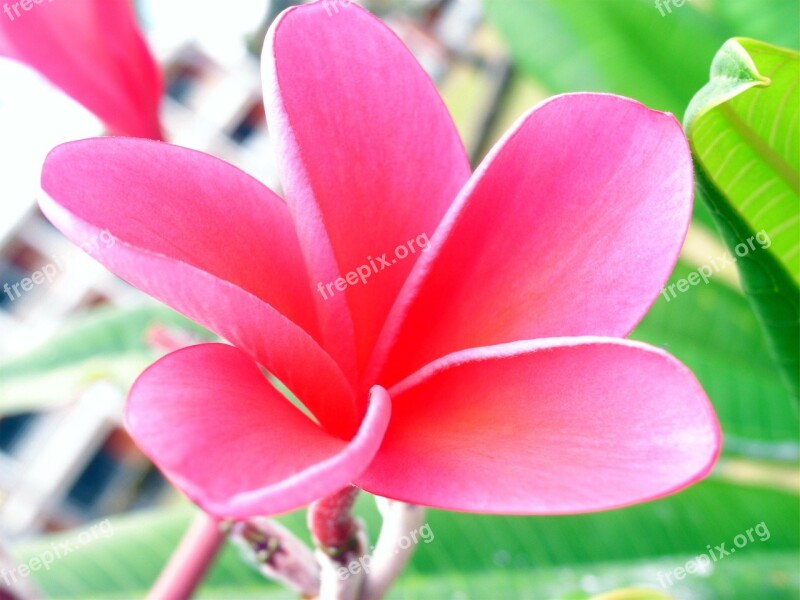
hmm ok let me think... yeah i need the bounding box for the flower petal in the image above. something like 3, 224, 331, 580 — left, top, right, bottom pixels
0, 0, 162, 139
263, 1, 470, 380
358, 337, 720, 514
368, 94, 694, 388
42, 138, 318, 334
40, 138, 359, 439
127, 344, 391, 518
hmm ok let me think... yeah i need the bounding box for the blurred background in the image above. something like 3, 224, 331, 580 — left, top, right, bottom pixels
0, 0, 797, 598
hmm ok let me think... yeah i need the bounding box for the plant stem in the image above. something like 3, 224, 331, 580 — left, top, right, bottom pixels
361, 499, 426, 600
308, 486, 366, 600
229, 517, 320, 597
308, 485, 361, 555
147, 511, 225, 600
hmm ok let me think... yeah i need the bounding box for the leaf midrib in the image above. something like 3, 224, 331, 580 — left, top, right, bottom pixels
712, 102, 800, 195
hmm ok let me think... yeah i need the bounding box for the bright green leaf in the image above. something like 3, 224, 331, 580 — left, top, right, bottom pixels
685, 38, 800, 398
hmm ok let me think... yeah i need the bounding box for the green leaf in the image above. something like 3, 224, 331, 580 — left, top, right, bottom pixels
379, 553, 799, 600
405, 479, 798, 575
631, 260, 799, 459
588, 590, 673, 600
13, 506, 266, 600
0, 304, 214, 415
711, 0, 800, 50
684, 38, 800, 398
16, 479, 799, 599
484, 0, 728, 117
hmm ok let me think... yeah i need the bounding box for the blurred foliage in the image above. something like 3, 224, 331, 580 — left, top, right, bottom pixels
711, 0, 800, 49
485, 0, 728, 116
485, 0, 799, 114
16, 478, 799, 599
0, 304, 214, 416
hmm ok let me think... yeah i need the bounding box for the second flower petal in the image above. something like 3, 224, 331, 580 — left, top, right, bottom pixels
370, 93, 694, 387
127, 344, 391, 518
359, 337, 720, 514
263, 1, 471, 379
40, 138, 359, 438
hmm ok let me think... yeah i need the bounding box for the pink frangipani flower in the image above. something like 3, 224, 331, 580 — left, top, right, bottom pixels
38, 2, 720, 519
0, 0, 162, 139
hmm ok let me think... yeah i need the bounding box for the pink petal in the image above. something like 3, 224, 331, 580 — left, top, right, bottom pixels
263, 1, 470, 382
358, 338, 720, 514
40, 138, 359, 439
42, 138, 317, 335
0, 0, 162, 139
127, 344, 391, 518
368, 94, 693, 388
